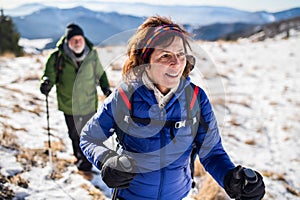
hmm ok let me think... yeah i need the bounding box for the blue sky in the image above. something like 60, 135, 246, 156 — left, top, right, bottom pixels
1, 0, 300, 12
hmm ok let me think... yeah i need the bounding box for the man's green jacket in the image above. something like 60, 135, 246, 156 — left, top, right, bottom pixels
41, 36, 110, 115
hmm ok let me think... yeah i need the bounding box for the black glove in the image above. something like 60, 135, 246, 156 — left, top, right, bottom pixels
40, 77, 51, 95
224, 165, 265, 200
99, 150, 136, 188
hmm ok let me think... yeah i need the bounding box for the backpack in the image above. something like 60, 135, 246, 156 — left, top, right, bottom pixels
114, 82, 209, 188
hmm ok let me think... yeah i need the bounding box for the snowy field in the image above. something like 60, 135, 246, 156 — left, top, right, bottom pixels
0, 32, 299, 199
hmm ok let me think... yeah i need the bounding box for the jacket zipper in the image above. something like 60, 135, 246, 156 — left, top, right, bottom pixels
158, 110, 165, 200
158, 167, 165, 200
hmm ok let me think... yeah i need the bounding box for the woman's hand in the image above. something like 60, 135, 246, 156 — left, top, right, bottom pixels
100, 151, 136, 188
224, 165, 265, 200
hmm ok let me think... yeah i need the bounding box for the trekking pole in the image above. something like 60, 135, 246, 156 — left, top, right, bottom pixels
112, 188, 118, 200
112, 156, 133, 200
45, 94, 53, 174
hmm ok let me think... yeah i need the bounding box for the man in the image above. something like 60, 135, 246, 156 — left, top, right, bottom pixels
40, 23, 111, 171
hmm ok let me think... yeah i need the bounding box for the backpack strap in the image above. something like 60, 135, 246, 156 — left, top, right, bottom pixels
186, 83, 199, 132
54, 50, 64, 84
116, 82, 209, 189
92, 53, 100, 87
188, 83, 209, 133
113, 84, 134, 148
54, 50, 97, 85
187, 83, 210, 188
189, 85, 199, 110
118, 86, 131, 110
185, 83, 209, 136
115, 83, 208, 144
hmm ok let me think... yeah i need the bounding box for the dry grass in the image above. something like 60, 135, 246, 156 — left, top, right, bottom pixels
227, 118, 243, 126
210, 97, 226, 107
23, 73, 41, 81
228, 99, 251, 108
196, 178, 229, 200
0, 85, 44, 116
194, 159, 229, 200
0, 124, 69, 177
0, 85, 22, 93
43, 140, 66, 152
8, 174, 29, 189
244, 139, 256, 145
0, 124, 20, 150
0, 126, 29, 198
282, 125, 292, 131
47, 157, 74, 180
0, 173, 15, 200
284, 183, 300, 197
81, 183, 106, 200
0, 52, 16, 58
10, 102, 43, 116
12, 104, 23, 113
0, 113, 10, 119
1, 124, 106, 199
111, 62, 123, 71
262, 170, 300, 197
256, 125, 267, 134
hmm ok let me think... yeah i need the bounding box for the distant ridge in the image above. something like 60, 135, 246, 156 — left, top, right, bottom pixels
8, 4, 300, 48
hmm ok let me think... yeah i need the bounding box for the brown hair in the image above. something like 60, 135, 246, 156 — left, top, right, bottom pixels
122, 16, 193, 82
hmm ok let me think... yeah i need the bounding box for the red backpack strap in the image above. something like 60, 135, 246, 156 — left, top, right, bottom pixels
118, 87, 131, 110
188, 83, 209, 133
189, 86, 199, 110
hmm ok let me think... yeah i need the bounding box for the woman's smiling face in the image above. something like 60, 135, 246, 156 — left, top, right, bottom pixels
146, 36, 186, 94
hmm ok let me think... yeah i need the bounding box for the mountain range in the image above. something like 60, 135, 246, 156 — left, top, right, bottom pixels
7, 3, 300, 48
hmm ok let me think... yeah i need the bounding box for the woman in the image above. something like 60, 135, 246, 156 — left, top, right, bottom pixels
80, 16, 265, 200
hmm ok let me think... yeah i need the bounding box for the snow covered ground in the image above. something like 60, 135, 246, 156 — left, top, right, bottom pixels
0, 32, 299, 199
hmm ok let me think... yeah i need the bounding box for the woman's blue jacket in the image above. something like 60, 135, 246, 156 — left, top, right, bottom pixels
80, 77, 235, 200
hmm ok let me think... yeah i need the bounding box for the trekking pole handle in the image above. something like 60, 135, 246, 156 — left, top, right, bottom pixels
233, 167, 258, 185
119, 155, 133, 171
243, 168, 258, 186
233, 167, 258, 200
112, 155, 133, 200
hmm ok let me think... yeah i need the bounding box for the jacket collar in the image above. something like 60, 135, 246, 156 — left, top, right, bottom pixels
129, 76, 191, 109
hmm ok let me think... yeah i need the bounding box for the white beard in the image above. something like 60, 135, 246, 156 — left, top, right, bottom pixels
68, 43, 85, 54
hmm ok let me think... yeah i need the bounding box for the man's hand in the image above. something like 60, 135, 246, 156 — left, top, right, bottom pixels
40, 77, 51, 96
